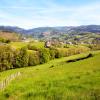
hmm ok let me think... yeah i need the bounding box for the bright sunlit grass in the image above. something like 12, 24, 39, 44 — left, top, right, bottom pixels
0, 51, 100, 100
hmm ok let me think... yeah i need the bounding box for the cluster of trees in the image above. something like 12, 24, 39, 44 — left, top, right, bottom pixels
0, 45, 13, 71
0, 37, 11, 43
88, 38, 100, 50
0, 45, 30, 71
0, 44, 90, 72
0, 31, 21, 43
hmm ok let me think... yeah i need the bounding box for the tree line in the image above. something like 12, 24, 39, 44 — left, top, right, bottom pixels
0, 44, 90, 71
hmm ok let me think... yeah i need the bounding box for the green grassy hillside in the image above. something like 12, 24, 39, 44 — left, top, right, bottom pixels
0, 51, 100, 100
9, 41, 44, 49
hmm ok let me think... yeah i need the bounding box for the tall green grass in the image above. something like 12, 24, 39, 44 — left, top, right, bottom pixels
0, 51, 100, 100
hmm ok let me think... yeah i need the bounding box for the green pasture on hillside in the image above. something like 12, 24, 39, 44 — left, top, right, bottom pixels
9, 41, 45, 49
0, 51, 100, 100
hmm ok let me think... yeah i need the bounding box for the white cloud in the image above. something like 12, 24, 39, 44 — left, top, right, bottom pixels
0, 1, 100, 28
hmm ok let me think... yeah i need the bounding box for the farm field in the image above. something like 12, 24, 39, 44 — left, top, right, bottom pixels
9, 41, 45, 49
9, 42, 29, 49
0, 51, 100, 100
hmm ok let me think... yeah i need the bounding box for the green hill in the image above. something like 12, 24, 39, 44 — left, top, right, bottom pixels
0, 51, 100, 100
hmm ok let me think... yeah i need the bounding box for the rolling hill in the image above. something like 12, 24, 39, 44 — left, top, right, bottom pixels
0, 31, 21, 42
0, 51, 100, 100
0, 25, 100, 35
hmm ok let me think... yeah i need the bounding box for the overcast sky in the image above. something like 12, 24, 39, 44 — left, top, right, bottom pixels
0, 0, 100, 29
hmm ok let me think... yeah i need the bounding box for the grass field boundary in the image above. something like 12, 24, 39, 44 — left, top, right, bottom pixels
0, 72, 21, 91
66, 53, 93, 63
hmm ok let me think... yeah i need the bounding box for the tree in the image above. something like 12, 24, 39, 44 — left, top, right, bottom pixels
13, 47, 29, 68
28, 51, 40, 66
0, 45, 14, 71
39, 48, 51, 64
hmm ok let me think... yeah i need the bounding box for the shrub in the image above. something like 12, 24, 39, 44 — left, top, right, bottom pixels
88, 44, 100, 50
0, 37, 11, 43
39, 48, 51, 64
55, 49, 63, 58
13, 47, 29, 68
0, 45, 14, 71
55, 48, 69, 58
28, 51, 40, 66
49, 48, 56, 59
28, 44, 39, 51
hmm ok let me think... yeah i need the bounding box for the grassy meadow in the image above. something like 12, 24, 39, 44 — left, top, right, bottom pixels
0, 51, 100, 100
9, 42, 29, 49
9, 41, 44, 49
0, 0, 100, 100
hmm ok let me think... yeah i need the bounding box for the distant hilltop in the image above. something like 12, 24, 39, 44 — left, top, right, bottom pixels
0, 25, 100, 38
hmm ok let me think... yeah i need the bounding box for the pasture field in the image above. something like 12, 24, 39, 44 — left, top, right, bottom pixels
9, 41, 45, 49
9, 42, 29, 49
0, 51, 100, 100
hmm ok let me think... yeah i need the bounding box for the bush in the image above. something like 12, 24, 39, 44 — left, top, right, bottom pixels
28, 44, 39, 51
28, 51, 40, 66
55, 49, 63, 58
49, 48, 56, 59
55, 48, 69, 58
39, 48, 51, 64
0, 43, 91, 72
13, 47, 29, 68
0, 37, 11, 43
0, 45, 14, 71
88, 44, 100, 50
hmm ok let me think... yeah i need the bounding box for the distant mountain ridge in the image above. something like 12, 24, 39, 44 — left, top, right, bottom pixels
0, 26, 26, 34
0, 25, 100, 38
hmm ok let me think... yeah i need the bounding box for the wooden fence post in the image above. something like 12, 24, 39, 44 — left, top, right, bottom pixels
0, 72, 21, 91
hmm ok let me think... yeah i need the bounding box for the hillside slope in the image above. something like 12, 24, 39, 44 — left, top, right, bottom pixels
0, 25, 100, 36
0, 51, 100, 100
0, 31, 20, 42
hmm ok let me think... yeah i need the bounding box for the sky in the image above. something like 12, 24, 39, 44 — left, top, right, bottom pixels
0, 0, 100, 29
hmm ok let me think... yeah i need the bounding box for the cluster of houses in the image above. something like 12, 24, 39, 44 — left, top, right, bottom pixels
45, 40, 64, 48
44, 39, 99, 48
21, 37, 38, 43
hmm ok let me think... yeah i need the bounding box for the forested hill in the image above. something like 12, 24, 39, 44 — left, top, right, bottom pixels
0, 25, 100, 38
